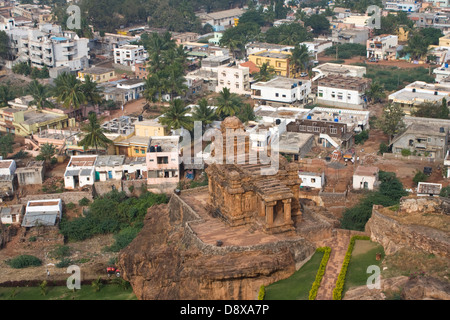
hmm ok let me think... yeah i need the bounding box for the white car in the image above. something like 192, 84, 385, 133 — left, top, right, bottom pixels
300, 72, 308, 77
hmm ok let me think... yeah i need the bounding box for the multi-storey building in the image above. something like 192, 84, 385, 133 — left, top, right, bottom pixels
251, 77, 312, 107
366, 34, 399, 60
113, 44, 147, 67
216, 65, 250, 95
248, 50, 292, 77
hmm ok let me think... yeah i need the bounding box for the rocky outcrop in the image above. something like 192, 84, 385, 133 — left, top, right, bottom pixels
365, 197, 450, 257
344, 276, 450, 300
117, 202, 315, 300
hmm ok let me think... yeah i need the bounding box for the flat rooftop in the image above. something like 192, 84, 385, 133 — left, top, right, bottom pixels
279, 132, 314, 154
253, 76, 306, 89
318, 75, 371, 91
23, 111, 64, 125
96, 155, 126, 167
0, 160, 13, 168
304, 107, 370, 126
68, 156, 97, 167
354, 166, 379, 176
148, 137, 179, 152
314, 63, 366, 75
82, 67, 115, 75
254, 106, 309, 120
252, 51, 291, 59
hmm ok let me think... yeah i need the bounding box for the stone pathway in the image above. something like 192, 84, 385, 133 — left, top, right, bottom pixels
314, 231, 352, 300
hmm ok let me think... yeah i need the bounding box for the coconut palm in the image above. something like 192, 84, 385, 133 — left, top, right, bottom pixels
192, 98, 218, 134
0, 85, 14, 107
158, 99, 193, 131
81, 75, 103, 107
78, 112, 112, 154
237, 103, 255, 124
53, 72, 86, 110
38, 142, 57, 164
254, 63, 276, 82
365, 82, 386, 104
290, 44, 311, 77
215, 87, 243, 118
28, 80, 54, 110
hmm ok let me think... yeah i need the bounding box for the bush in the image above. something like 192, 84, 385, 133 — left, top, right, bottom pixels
78, 197, 91, 206
258, 285, 265, 300
401, 149, 411, 157
105, 226, 141, 252
6, 255, 42, 269
28, 236, 37, 242
11, 150, 29, 159
49, 245, 71, 260
355, 130, 369, 145
332, 236, 370, 300
66, 202, 76, 210
50, 157, 58, 165
379, 143, 388, 155
55, 258, 73, 268
413, 170, 428, 186
308, 247, 331, 300
440, 186, 450, 198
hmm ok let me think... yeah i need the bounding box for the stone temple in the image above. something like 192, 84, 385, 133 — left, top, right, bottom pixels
206, 116, 302, 234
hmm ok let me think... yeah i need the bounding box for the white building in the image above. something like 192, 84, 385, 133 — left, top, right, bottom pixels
300, 39, 333, 61
0, 205, 24, 225
116, 79, 146, 100
366, 35, 399, 60
245, 42, 294, 56
299, 171, 325, 190
64, 155, 97, 189
114, 44, 147, 67
317, 75, 372, 110
312, 63, 366, 81
417, 182, 442, 197
0, 159, 16, 177
251, 77, 312, 107
6, 25, 90, 71
385, 1, 422, 12
216, 65, 250, 95
444, 151, 450, 178
196, 8, 245, 28
22, 199, 63, 228
353, 166, 379, 190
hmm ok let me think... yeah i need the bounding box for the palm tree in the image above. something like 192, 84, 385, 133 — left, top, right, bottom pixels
158, 99, 193, 131
28, 80, 54, 110
81, 75, 103, 107
365, 82, 386, 104
215, 87, 243, 118
165, 63, 188, 101
38, 142, 57, 164
237, 103, 255, 124
290, 44, 311, 78
78, 112, 112, 154
0, 85, 14, 107
254, 63, 276, 82
192, 98, 218, 134
53, 72, 86, 111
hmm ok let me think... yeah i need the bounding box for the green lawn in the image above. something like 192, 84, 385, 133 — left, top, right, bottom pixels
343, 240, 385, 296
0, 284, 137, 300
264, 251, 323, 300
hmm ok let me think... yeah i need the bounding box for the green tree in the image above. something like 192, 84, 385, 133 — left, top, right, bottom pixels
237, 103, 255, 124
304, 14, 331, 36
53, 72, 86, 110
254, 62, 276, 82
290, 44, 311, 77
28, 80, 54, 110
412, 170, 428, 186
440, 97, 449, 119
191, 98, 218, 134
215, 87, 243, 118
264, 23, 312, 45
403, 33, 430, 61
78, 112, 112, 154
0, 133, 14, 158
377, 104, 405, 145
38, 143, 57, 163
81, 75, 103, 107
0, 30, 11, 60
365, 82, 386, 104
419, 27, 443, 46
0, 85, 14, 107
159, 99, 193, 131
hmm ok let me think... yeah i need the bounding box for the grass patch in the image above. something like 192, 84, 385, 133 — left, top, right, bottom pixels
343, 240, 385, 296
0, 284, 137, 300
264, 251, 323, 300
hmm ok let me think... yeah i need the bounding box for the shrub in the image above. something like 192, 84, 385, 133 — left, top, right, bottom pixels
66, 202, 76, 210
440, 185, 450, 198
412, 170, 428, 186
128, 185, 135, 193
105, 226, 141, 252
401, 149, 411, 157
55, 258, 73, 268
308, 247, 331, 300
28, 236, 37, 242
78, 197, 90, 206
49, 245, 71, 260
50, 157, 58, 165
258, 285, 265, 300
379, 143, 388, 155
355, 130, 369, 145
6, 255, 42, 269
332, 236, 370, 300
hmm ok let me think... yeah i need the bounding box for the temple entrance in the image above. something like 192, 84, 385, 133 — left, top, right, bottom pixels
274, 201, 285, 226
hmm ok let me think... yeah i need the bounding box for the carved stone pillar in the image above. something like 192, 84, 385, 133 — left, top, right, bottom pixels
265, 201, 276, 227
282, 199, 292, 224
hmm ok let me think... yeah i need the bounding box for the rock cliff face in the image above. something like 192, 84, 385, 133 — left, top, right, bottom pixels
117, 202, 314, 300
365, 197, 450, 257
344, 276, 450, 300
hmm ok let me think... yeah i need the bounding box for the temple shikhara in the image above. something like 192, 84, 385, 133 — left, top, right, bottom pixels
205, 116, 302, 234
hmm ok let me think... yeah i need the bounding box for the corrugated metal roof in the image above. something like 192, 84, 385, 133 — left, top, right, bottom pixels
65, 169, 80, 177
22, 212, 58, 227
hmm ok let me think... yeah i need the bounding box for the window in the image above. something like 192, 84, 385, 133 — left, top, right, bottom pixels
330, 128, 337, 134
311, 178, 316, 183
337, 94, 343, 100
135, 148, 139, 153
331, 92, 336, 98
157, 156, 169, 164
318, 91, 323, 97
282, 94, 286, 98
307, 126, 313, 132
313, 127, 320, 133
275, 93, 279, 97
